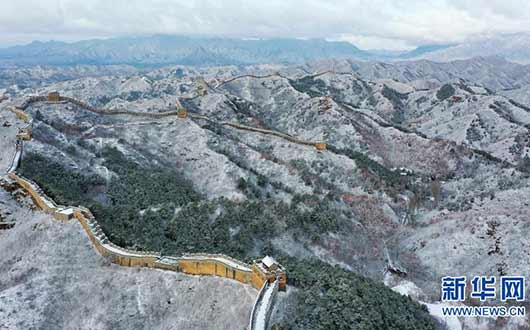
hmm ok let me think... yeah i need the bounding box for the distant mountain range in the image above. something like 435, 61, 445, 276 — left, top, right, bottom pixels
1, 33, 530, 67
416, 33, 530, 64
302, 56, 530, 91
0, 35, 447, 67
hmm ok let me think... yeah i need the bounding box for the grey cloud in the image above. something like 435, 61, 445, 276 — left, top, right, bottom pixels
0, 0, 529, 48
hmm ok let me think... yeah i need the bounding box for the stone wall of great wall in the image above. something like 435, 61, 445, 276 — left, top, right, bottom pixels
3, 95, 288, 329
212, 70, 338, 89
14, 92, 326, 150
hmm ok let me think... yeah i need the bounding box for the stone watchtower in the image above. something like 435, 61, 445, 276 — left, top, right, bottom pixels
196, 77, 208, 97
315, 142, 327, 151
319, 96, 332, 113
251, 256, 287, 291
47, 92, 60, 102
16, 127, 32, 141
175, 98, 188, 118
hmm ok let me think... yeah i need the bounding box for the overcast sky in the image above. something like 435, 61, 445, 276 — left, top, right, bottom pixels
1, 0, 530, 49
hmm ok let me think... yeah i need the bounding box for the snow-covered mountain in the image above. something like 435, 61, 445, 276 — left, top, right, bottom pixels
4, 33, 530, 68
302, 56, 530, 91
0, 36, 372, 67
415, 33, 530, 64
2, 57, 530, 329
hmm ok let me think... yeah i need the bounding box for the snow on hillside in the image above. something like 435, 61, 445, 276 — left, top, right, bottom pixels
0, 188, 256, 330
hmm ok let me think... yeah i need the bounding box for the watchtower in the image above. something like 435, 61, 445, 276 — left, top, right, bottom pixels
175, 98, 188, 118
48, 92, 60, 102
319, 97, 332, 112
315, 143, 327, 151
196, 77, 208, 96
53, 207, 75, 221
177, 109, 188, 118
16, 127, 32, 141
251, 256, 287, 291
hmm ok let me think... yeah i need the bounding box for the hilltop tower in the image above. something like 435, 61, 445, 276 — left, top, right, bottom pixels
319, 96, 332, 113
196, 77, 208, 96
251, 256, 287, 291
175, 98, 188, 118
47, 91, 60, 102
16, 127, 32, 141
315, 142, 327, 151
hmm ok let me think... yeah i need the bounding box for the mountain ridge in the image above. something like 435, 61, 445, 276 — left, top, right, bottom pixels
0, 35, 450, 67
0, 36, 368, 67
4, 33, 530, 68
414, 32, 530, 64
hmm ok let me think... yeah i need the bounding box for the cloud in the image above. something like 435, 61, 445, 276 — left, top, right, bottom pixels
0, 0, 529, 49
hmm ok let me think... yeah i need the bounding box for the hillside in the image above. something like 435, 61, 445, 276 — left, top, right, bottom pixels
2, 56, 530, 329
301, 56, 530, 91
416, 33, 530, 64
0, 183, 256, 330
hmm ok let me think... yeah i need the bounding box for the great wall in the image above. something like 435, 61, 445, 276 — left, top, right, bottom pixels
13, 91, 327, 151
212, 69, 346, 89
0, 90, 326, 330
